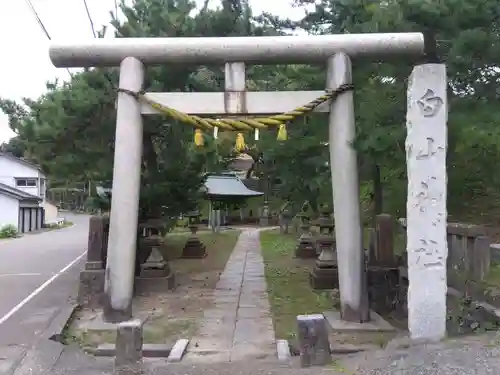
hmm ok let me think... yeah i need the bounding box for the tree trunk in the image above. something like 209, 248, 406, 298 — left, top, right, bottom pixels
372, 163, 383, 222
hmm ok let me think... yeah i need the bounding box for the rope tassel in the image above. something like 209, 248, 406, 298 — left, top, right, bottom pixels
235, 133, 246, 152
277, 124, 287, 141
194, 129, 204, 147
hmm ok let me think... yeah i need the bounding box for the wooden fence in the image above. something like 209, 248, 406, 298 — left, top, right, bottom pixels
398, 218, 492, 288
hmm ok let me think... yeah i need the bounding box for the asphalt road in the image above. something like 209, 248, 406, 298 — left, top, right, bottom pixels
0, 213, 89, 373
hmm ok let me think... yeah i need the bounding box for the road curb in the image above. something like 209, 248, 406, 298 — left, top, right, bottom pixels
9, 303, 79, 375
42, 302, 79, 341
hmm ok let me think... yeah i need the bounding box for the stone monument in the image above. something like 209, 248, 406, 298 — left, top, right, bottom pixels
279, 208, 292, 234
260, 200, 271, 226
309, 207, 338, 289
181, 210, 207, 258
295, 209, 316, 259
135, 221, 176, 293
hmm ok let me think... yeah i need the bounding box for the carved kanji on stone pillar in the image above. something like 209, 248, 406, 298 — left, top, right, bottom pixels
181, 210, 207, 259
309, 206, 338, 290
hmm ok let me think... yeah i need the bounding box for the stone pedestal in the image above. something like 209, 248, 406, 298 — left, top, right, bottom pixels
310, 209, 338, 290
78, 269, 105, 307
134, 233, 176, 294
310, 235, 339, 289
295, 215, 316, 259
181, 224, 206, 259
140, 246, 169, 278
309, 266, 339, 290
135, 273, 176, 294
77, 215, 109, 308
296, 234, 317, 259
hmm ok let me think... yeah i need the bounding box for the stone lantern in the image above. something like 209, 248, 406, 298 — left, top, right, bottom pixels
309, 206, 338, 289
295, 209, 316, 258
279, 208, 292, 234
181, 210, 207, 258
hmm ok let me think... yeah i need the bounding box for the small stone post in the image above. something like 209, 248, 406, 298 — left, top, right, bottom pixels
297, 314, 331, 367
115, 319, 143, 375
406, 63, 448, 341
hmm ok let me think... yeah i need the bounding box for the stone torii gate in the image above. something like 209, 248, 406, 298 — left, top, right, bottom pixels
49, 33, 448, 341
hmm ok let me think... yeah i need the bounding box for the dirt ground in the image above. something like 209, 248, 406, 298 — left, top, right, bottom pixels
65, 229, 241, 349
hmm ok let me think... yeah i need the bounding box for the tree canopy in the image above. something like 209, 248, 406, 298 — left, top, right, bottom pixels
1, 0, 500, 225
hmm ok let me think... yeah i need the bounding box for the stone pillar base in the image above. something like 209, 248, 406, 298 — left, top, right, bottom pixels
134, 272, 176, 295
181, 238, 207, 258
140, 266, 170, 278
102, 294, 133, 323
77, 269, 105, 308
309, 266, 339, 290
295, 237, 317, 259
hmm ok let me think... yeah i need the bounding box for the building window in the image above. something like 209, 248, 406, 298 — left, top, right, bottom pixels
16, 178, 38, 187
40, 179, 46, 199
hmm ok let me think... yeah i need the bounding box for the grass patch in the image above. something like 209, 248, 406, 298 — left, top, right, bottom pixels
162, 229, 241, 275
45, 221, 74, 230
260, 229, 331, 341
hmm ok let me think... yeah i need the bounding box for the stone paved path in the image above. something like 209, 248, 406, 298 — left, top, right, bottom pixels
184, 228, 276, 363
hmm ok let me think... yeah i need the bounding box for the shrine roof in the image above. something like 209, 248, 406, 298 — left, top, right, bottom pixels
204, 173, 263, 198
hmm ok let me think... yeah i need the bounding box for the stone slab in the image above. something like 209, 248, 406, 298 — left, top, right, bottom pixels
203, 307, 238, 319
323, 310, 396, 332
230, 342, 276, 361
0, 345, 27, 375
183, 350, 231, 363
167, 339, 189, 362
190, 337, 233, 351
94, 343, 171, 357
237, 307, 271, 319
10, 340, 65, 375
233, 318, 274, 344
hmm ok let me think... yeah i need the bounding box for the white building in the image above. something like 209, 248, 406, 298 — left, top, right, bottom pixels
0, 152, 54, 233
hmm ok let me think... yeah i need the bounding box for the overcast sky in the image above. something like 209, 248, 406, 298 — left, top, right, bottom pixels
0, 0, 307, 143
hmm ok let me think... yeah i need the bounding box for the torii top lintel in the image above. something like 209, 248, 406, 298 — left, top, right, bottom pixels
49, 33, 424, 68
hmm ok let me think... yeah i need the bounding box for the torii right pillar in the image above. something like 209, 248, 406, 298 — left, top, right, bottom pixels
406, 63, 448, 341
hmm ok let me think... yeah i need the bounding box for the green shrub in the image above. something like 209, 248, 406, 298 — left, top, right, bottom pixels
0, 224, 18, 239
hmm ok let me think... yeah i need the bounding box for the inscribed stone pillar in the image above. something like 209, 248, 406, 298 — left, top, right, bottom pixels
406, 64, 448, 341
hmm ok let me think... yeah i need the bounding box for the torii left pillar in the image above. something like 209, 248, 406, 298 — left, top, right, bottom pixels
103, 57, 145, 322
